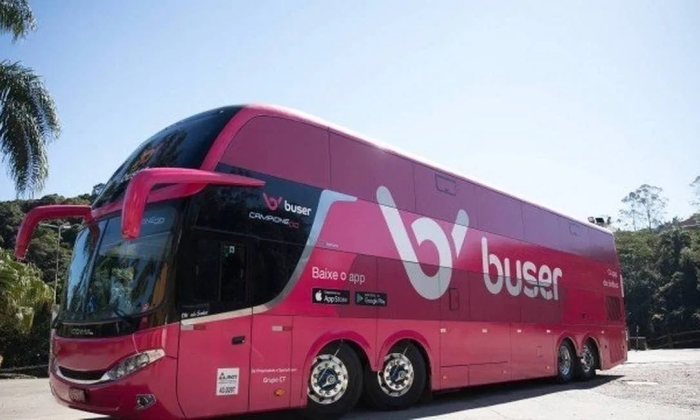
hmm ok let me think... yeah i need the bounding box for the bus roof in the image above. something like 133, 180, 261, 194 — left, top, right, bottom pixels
236, 103, 613, 236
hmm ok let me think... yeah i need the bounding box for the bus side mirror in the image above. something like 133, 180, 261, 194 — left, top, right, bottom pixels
14, 205, 92, 260
121, 167, 265, 240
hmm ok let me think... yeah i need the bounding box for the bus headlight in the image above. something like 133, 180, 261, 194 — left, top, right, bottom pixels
105, 349, 165, 381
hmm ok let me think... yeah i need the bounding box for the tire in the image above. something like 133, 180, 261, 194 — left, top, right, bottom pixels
575, 340, 598, 381
556, 340, 576, 383
363, 342, 427, 411
303, 342, 363, 420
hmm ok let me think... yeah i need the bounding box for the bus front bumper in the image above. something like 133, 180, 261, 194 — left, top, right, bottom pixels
49, 354, 185, 420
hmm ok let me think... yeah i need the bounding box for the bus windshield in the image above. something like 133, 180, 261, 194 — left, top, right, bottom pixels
92, 106, 241, 208
59, 205, 178, 323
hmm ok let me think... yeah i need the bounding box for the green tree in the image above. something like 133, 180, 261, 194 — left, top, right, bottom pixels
615, 229, 658, 336
0, 246, 52, 367
691, 176, 700, 213
650, 228, 700, 334
1, 0, 61, 198
619, 192, 643, 231
91, 183, 105, 201
0, 194, 90, 288
0, 191, 90, 372
618, 184, 668, 231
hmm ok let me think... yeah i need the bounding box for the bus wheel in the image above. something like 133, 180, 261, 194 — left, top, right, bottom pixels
556, 340, 575, 383
576, 340, 597, 381
364, 342, 427, 411
304, 342, 363, 420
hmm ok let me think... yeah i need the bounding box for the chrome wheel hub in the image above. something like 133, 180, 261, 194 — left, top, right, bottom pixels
558, 345, 572, 377
377, 352, 414, 397
581, 344, 595, 372
307, 354, 349, 405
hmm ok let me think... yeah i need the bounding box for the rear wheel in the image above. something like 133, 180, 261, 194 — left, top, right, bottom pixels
363, 342, 427, 411
303, 342, 363, 420
556, 340, 575, 383
576, 340, 598, 381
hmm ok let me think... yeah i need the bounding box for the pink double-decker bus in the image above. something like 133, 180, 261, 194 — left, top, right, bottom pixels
15, 104, 627, 420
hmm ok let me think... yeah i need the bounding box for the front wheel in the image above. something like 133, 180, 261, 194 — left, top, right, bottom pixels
363, 342, 427, 411
303, 342, 363, 420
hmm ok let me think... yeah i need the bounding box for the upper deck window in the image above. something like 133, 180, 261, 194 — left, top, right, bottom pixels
93, 106, 242, 207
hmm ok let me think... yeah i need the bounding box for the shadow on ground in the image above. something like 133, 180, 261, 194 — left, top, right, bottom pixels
76, 374, 622, 420
219, 373, 623, 420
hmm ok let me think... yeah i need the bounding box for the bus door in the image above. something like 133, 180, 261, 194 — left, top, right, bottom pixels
248, 311, 293, 411
176, 232, 254, 418
248, 241, 293, 412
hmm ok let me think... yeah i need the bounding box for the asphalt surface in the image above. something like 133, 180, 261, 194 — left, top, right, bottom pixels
1, 349, 698, 420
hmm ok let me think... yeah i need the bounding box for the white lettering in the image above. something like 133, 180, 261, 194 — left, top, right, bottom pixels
142, 216, 165, 226
311, 266, 366, 285
249, 211, 300, 229
505, 257, 523, 296
482, 237, 504, 294
263, 375, 287, 384
284, 200, 312, 216
324, 294, 348, 304
312, 266, 339, 281
481, 236, 561, 300
538, 265, 553, 300
603, 279, 620, 289
251, 367, 298, 374
522, 261, 538, 298
348, 273, 365, 285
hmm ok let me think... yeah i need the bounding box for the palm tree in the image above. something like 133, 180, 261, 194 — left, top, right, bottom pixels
1, 0, 61, 198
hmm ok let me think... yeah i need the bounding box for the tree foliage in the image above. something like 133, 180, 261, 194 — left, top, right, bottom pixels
691, 176, 700, 213
0, 190, 92, 368
618, 184, 668, 231
0, 0, 36, 42
616, 183, 700, 339
1, 0, 61, 198
0, 246, 52, 363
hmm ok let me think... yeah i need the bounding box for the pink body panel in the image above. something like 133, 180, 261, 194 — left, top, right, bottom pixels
176, 314, 252, 417
46, 104, 627, 419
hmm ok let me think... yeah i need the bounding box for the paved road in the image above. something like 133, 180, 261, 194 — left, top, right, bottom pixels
1, 349, 698, 420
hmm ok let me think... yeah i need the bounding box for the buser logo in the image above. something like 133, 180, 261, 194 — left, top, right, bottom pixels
263, 193, 282, 211
377, 186, 468, 300
262, 192, 312, 216
377, 186, 563, 302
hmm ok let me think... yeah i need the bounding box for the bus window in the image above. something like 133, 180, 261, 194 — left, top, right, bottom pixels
179, 237, 252, 318
250, 240, 302, 307
220, 243, 248, 306
192, 240, 220, 302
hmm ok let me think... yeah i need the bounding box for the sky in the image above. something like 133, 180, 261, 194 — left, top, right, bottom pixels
1, 0, 699, 225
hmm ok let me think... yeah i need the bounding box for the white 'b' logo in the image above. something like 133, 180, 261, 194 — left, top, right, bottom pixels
377, 186, 469, 300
